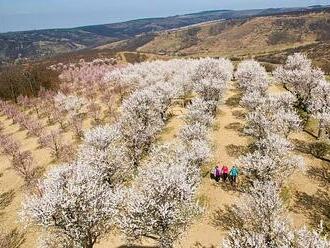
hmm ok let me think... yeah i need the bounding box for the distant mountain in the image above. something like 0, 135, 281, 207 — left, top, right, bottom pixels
126, 9, 329, 73
0, 5, 329, 63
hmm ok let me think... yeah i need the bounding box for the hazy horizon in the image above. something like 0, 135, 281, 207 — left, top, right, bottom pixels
1, 0, 329, 33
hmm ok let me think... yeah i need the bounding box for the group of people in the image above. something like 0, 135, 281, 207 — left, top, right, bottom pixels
211, 164, 239, 186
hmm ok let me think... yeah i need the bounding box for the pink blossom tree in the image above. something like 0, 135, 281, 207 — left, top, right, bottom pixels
0, 133, 20, 157
39, 130, 75, 162
87, 102, 102, 125
12, 151, 37, 186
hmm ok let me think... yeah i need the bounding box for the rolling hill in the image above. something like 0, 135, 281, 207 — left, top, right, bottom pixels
136, 10, 330, 56
109, 9, 328, 73
1, 5, 329, 63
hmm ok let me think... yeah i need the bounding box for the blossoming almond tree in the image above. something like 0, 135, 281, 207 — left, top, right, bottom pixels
244, 93, 301, 139
118, 158, 201, 248
0, 131, 37, 185
0, 133, 20, 157
78, 125, 132, 186
274, 53, 325, 110
237, 133, 304, 183
38, 130, 74, 162
178, 123, 208, 144
192, 58, 233, 84
54, 93, 86, 137
222, 181, 294, 247
235, 60, 269, 94
222, 181, 329, 248
308, 79, 330, 139
185, 98, 214, 127
118, 88, 165, 167
87, 102, 102, 124
240, 90, 264, 110
21, 162, 123, 248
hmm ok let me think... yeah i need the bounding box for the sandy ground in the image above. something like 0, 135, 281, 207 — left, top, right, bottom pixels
0, 81, 329, 247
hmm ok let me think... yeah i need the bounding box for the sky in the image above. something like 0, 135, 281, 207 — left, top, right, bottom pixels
0, 0, 329, 33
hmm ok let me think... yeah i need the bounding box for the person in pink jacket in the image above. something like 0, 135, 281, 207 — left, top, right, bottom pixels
221, 165, 229, 182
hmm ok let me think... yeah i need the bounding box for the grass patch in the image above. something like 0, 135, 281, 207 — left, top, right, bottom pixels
212, 122, 220, 131
201, 161, 214, 178
326, 75, 330, 82
196, 194, 211, 209
280, 185, 294, 209
304, 116, 319, 134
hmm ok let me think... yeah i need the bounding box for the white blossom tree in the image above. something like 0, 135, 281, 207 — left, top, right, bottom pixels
118, 89, 165, 167
308, 79, 330, 139
192, 57, 233, 83
240, 90, 264, 110
118, 157, 201, 248
78, 125, 132, 186
222, 181, 330, 248
21, 162, 123, 248
185, 98, 214, 127
274, 53, 325, 110
235, 60, 269, 94
54, 93, 86, 137
223, 181, 295, 248
237, 133, 304, 183
178, 123, 208, 144
244, 93, 301, 139
54, 93, 86, 116
295, 225, 330, 248
193, 78, 227, 114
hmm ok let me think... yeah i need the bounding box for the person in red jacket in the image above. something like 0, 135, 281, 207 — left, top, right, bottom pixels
221, 165, 229, 182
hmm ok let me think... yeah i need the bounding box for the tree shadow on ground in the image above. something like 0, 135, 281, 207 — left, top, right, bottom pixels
213, 177, 248, 194
0, 228, 26, 248
291, 138, 330, 162
306, 163, 330, 187
225, 122, 244, 132
291, 138, 312, 154
0, 189, 15, 210
117, 246, 158, 248
232, 110, 246, 120
217, 182, 238, 192
225, 93, 242, 108
294, 189, 330, 234
225, 144, 248, 157
229, 83, 242, 94
211, 205, 243, 230
192, 242, 216, 248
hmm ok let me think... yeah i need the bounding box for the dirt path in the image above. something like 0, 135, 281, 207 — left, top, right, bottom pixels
179, 82, 249, 247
